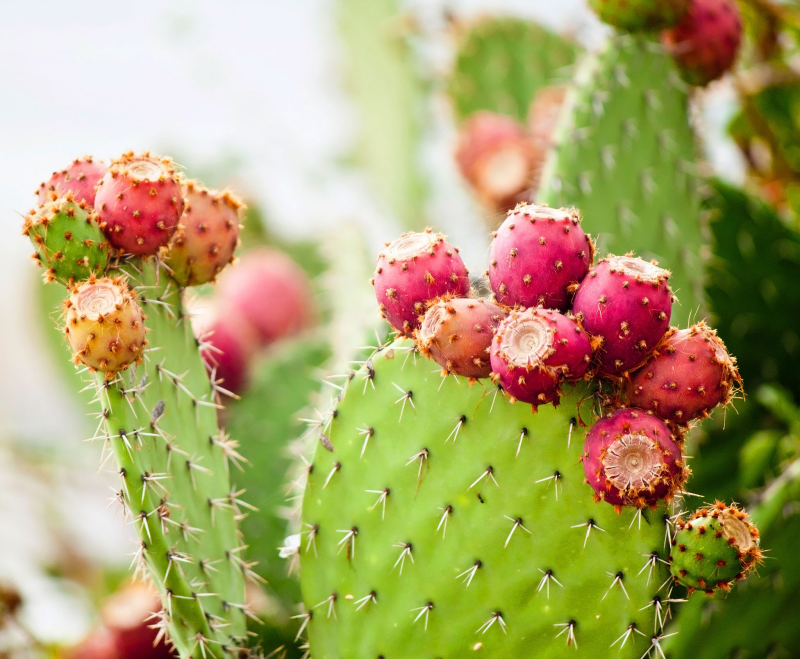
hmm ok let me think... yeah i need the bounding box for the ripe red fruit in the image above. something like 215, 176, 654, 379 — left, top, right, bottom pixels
95, 152, 183, 255
102, 584, 175, 659
490, 308, 592, 409
662, 0, 742, 87
488, 204, 593, 311
372, 230, 470, 336
583, 408, 688, 508
417, 297, 507, 379
198, 311, 259, 395
626, 322, 741, 423
572, 255, 673, 376
37, 156, 107, 208
455, 111, 536, 212
217, 247, 314, 345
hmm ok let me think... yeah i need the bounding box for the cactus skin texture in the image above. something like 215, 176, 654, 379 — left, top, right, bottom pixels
583, 409, 687, 508
417, 297, 506, 379
64, 276, 146, 375
490, 308, 591, 408
626, 322, 741, 424
37, 155, 107, 207
23, 196, 110, 284
372, 230, 470, 336
537, 35, 705, 326
488, 204, 593, 311
166, 180, 243, 287
448, 18, 579, 124
662, 0, 742, 87
589, 0, 689, 32
573, 256, 673, 376
95, 152, 183, 255
300, 340, 670, 658
669, 503, 761, 594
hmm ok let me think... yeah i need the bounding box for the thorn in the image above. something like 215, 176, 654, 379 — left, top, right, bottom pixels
457, 560, 481, 588
323, 461, 341, 488
358, 425, 375, 458
476, 611, 506, 635
392, 382, 415, 421
603, 571, 629, 600
571, 518, 606, 548
367, 488, 389, 519
436, 505, 452, 538
535, 471, 562, 501
537, 569, 563, 599
611, 622, 645, 649
554, 620, 578, 648
354, 591, 377, 611
445, 415, 466, 443
503, 516, 531, 548
468, 466, 498, 490
411, 601, 434, 631
392, 542, 414, 575
336, 527, 358, 560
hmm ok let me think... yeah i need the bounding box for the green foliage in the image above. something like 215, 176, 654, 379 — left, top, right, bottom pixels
300, 340, 669, 658
448, 17, 579, 123
538, 34, 705, 325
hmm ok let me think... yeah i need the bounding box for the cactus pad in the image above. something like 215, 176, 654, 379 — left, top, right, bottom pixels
300, 339, 672, 658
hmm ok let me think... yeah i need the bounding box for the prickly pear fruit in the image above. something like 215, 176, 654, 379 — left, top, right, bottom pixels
95, 152, 183, 255
488, 205, 593, 311
64, 277, 146, 375
573, 255, 673, 376
36, 156, 107, 207
670, 503, 761, 593
103, 584, 175, 659
198, 311, 258, 395
662, 0, 742, 87
23, 195, 110, 284
217, 247, 314, 346
417, 297, 506, 378
626, 322, 741, 424
372, 230, 470, 336
589, 0, 689, 31
455, 111, 536, 212
490, 307, 591, 408
583, 408, 687, 509
165, 180, 243, 286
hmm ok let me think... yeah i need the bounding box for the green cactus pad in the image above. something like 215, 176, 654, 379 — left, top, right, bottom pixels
88, 260, 247, 657
669, 504, 760, 593
538, 35, 704, 325
589, 0, 689, 32
23, 197, 110, 284
449, 17, 579, 123
300, 339, 671, 658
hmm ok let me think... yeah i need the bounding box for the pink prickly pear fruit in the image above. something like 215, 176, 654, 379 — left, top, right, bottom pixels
217, 247, 314, 345
198, 311, 258, 395
166, 180, 244, 286
583, 408, 688, 509
662, 0, 742, 87
372, 229, 470, 336
626, 322, 742, 424
455, 111, 536, 212
572, 255, 673, 376
102, 583, 175, 659
488, 204, 594, 311
95, 152, 183, 255
64, 629, 120, 659
417, 297, 507, 379
527, 86, 567, 196
64, 276, 146, 376
490, 307, 592, 409
37, 156, 107, 208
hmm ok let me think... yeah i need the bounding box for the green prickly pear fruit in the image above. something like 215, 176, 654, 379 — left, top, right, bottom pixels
589, 0, 690, 32
63, 276, 146, 376
669, 502, 762, 594
22, 195, 110, 285
300, 338, 673, 657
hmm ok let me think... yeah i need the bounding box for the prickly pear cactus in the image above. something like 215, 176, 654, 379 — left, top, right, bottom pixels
300, 343, 672, 657
538, 34, 705, 324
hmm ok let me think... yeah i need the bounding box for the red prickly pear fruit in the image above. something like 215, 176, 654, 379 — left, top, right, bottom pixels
572, 255, 673, 376
583, 408, 688, 508
490, 307, 592, 409
372, 230, 470, 336
95, 152, 183, 255
37, 156, 107, 208
527, 86, 567, 196
217, 247, 314, 346
64, 276, 146, 376
102, 584, 175, 659
166, 180, 244, 286
662, 0, 742, 87
64, 629, 120, 659
488, 204, 594, 311
417, 297, 507, 379
626, 322, 742, 424
455, 111, 536, 212
198, 311, 258, 395
589, 0, 689, 31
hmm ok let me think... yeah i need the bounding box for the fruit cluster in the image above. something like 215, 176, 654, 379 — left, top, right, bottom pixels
24, 152, 244, 378
372, 203, 743, 533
